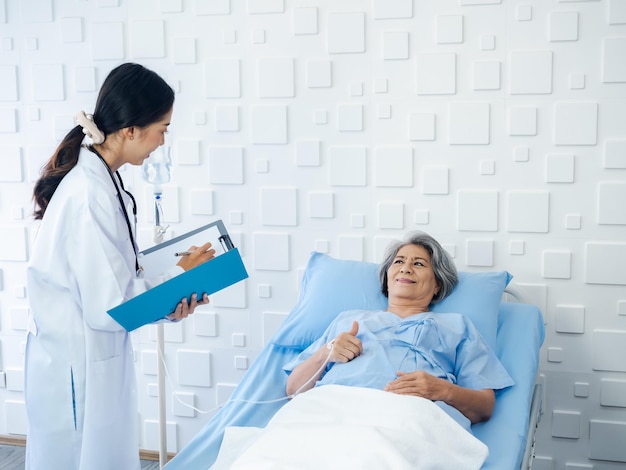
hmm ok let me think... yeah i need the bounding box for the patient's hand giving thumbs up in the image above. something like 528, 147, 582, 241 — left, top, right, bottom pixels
330, 321, 363, 363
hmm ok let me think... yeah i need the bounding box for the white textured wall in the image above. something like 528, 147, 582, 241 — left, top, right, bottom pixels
0, 0, 625, 467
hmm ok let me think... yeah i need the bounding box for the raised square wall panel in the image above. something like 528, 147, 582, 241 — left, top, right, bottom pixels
408, 112, 436, 141
195, 0, 230, 15
0, 65, 17, 101
422, 166, 448, 194
91, 22, 124, 60
295, 140, 320, 166
541, 250, 572, 279
173, 37, 196, 64
309, 191, 334, 218
554, 102, 598, 145
204, 59, 241, 98
457, 190, 498, 231
293, 7, 318, 35
555, 305, 585, 334
416, 53, 456, 95
466, 239, 494, 267
436, 15, 463, 44
337, 104, 363, 131
173, 392, 195, 418
448, 102, 490, 145
32, 64, 64, 101
208, 146, 243, 184
251, 105, 288, 144
604, 140, 626, 168
374, 146, 413, 187
212, 281, 247, 308
327, 12, 365, 54
548, 11, 579, 41
598, 182, 626, 225
592, 330, 626, 372
472, 61, 500, 90
338, 235, 364, 261
545, 154, 575, 183
329, 146, 366, 186
263, 312, 288, 345
74, 66, 97, 92
506, 190, 549, 233
5, 401, 27, 435
0, 146, 22, 182
602, 38, 626, 82
0, 225, 27, 261
509, 50, 552, 94
600, 379, 626, 407
131, 20, 164, 58
552, 410, 581, 438
248, 0, 284, 14
177, 350, 211, 387
373, 0, 412, 19
257, 58, 295, 98
377, 202, 404, 229
193, 311, 217, 337
609, 0, 626, 24
589, 420, 626, 462
260, 187, 297, 226
189, 188, 214, 215
0, 108, 17, 133
508, 107, 537, 136
215, 105, 240, 132
21, 0, 52, 22
585, 242, 626, 285
382, 31, 409, 60
306, 59, 332, 88
254, 232, 290, 271
144, 421, 177, 453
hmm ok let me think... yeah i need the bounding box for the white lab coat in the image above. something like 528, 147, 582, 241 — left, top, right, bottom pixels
25, 148, 180, 470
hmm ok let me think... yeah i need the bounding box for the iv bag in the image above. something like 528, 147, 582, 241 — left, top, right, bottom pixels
142, 146, 172, 186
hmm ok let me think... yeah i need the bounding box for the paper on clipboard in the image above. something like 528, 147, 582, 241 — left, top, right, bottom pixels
107, 220, 248, 332
139, 219, 234, 276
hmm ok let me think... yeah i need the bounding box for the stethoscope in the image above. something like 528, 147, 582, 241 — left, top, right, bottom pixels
87, 145, 143, 277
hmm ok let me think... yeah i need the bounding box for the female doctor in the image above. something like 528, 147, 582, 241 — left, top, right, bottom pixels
25, 63, 214, 470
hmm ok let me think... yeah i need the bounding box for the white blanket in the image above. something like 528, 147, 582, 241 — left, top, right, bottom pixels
210, 385, 488, 470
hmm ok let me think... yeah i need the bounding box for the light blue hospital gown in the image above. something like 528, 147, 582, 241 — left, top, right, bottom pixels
283, 309, 514, 431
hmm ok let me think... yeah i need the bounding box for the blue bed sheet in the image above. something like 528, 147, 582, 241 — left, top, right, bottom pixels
165, 302, 544, 470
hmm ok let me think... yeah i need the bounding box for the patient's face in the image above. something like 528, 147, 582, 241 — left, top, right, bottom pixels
386, 244, 440, 307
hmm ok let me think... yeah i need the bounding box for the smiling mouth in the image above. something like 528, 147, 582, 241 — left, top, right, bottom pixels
396, 278, 415, 284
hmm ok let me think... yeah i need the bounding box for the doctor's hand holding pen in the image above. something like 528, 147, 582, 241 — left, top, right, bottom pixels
166, 241, 216, 321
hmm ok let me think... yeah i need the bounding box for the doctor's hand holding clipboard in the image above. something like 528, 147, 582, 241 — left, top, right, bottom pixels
166, 241, 216, 321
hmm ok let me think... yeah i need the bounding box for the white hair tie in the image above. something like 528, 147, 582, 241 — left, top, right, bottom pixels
76, 110, 105, 144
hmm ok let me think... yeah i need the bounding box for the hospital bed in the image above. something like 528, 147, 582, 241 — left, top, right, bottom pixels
165, 252, 545, 470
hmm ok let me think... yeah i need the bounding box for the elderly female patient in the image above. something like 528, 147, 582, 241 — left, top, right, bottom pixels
284, 231, 513, 430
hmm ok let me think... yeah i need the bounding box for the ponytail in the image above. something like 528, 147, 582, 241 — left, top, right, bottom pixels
32, 125, 85, 220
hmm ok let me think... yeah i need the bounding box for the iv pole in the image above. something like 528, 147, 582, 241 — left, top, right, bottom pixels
142, 146, 170, 468
154, 193, 168, 469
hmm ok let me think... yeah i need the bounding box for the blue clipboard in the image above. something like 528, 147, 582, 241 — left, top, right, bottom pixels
107, 220, 248, 332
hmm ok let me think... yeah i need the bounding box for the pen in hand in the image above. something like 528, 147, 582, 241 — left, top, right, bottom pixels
175, 251, 193, 257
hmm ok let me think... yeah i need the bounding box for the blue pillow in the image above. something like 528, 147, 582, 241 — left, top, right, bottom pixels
270, 252, 511, 351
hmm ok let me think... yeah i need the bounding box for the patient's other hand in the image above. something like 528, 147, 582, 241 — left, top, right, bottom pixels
384, 370, 449, 401
330, 321, 362, 363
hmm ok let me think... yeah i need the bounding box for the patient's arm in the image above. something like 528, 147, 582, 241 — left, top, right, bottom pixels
384, 370, 495, 424
286, 321, 362, 396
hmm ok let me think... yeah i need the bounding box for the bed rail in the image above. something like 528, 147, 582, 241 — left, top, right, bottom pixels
521, 382, 543, 469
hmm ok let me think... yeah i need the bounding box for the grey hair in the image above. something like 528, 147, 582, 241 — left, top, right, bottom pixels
378, 231, 458, 304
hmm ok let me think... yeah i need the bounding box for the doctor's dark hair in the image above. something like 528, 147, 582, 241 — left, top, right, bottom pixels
378, 231, 458, 304
32, 62, 175, 220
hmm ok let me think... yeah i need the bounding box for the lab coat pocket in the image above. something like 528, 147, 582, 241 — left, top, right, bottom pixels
90, 329, 126, 362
